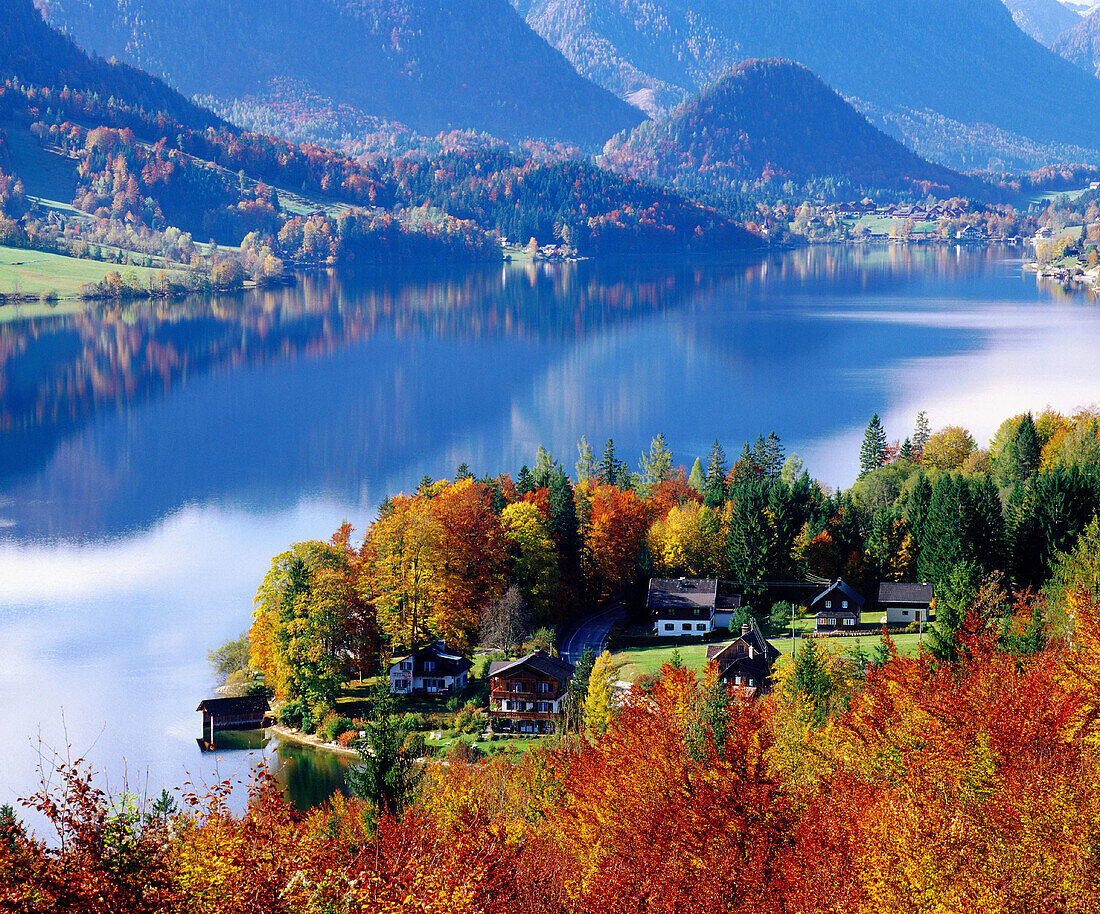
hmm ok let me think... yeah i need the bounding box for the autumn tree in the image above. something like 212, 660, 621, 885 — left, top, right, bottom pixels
479, 585, 532, 654
583, 650, 618, 736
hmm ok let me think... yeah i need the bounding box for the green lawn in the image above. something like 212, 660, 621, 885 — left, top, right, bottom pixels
613, 620, 930, 682
0, 244, 191, 300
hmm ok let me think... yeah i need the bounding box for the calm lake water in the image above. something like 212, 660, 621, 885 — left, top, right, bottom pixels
1, 245, 1099, 825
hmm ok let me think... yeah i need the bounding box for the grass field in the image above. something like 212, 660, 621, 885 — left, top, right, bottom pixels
613, 615, 929, 682
0, 244, 190, 301
2, 122, 80, 204
848, 215, 938, 236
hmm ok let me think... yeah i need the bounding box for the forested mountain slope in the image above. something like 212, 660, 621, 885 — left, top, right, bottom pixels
36, 0, 645, 148
601, 60, 975, 202
3, 0, 219, 131
513, 0, 1100, 169
1053, 6, 1100, 75
1002, 0, 1081, 45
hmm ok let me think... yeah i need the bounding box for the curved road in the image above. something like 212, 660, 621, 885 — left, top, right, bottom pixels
560, 597, 627, 665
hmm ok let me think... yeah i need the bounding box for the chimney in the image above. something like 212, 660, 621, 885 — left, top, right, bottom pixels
741, 622, 751, 637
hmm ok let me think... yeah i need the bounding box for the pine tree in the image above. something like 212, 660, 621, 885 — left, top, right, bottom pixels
575, 436, 597, 483
997, 413, 1040, 487
688, 458, 705, 493
759, 431, 785, 478
640, 432, 673, 497
517, 464, 536, 494
859, 414, 888, 478
347, 683, 423, 820
703, 439, 728, 507
899, 437, 913, 461
564, 647, 595, 731
913, 410, 931, 461
597, 438, 620, 485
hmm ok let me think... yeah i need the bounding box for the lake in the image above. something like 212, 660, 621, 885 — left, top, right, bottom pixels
1, 244, 1098, 824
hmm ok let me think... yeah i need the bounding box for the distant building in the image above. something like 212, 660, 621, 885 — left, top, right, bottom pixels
878, 582, 934, 624
488, 651, 574, 734
811, 579, 865, 632
714, 592, 743, 630
388, 642, 472, 695
706, 621, 781, 694
649, 577, 718, 636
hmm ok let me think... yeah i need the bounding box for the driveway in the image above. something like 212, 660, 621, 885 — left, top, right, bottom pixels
559, 597, 627, 665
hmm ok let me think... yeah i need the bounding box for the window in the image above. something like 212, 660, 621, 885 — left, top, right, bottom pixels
537, 682, 551, 693
682, 623, 691, 631
734, 675, 742, 685
841, 600, 848, 609
821, 617, 835, 626
536, 702, 551, 713
826, 600, 832, 609
843, 617, 855, 626
902, 609, 909, 617
697, 623, 707, 631
424, 661, 435, 672
511, 681, 523, 692
400, 661, 412, 672
664, 623, 674, 631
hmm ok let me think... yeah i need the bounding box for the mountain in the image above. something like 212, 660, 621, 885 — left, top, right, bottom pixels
36, 0, 645, 149
2, 0, 218, 130
513, 0, 1100, 170
1002, 0, 1081, 46
601, 60, 974, 205
1053, 7, 1100, 75
1058, 0, 1100, 15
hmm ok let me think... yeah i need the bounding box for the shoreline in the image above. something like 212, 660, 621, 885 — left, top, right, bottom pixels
268, 723, 362, 759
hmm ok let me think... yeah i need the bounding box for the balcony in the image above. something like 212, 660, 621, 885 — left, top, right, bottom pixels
491, 688, 562, 702
488, 709, 557, 721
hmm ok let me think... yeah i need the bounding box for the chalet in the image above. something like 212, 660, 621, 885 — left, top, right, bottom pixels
196, 695, 269, 743
649, 577, 717, 636
811, 579, 865, 632
957, 225, 985, 242
488, 651, 574, 734
706, 621, 781, 695
878, 582, 934, 624
388, 641, 473, 695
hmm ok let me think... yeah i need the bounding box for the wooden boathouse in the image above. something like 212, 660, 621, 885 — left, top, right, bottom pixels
196, 695, 270, 746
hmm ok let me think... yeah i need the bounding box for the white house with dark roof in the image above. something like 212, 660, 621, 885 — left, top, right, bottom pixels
649, 577, 718, 636
811, 579, 866, 632
878, 582, 934, 624
388, 641, 473, 695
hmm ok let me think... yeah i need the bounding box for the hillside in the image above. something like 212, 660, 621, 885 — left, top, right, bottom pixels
513, 0, 1100, 170
1053, 7, 1100, 75
2, 0, 218, 131
601, 60, 974, 203
36, 0, 645, 149
1002, 0, 1081, 45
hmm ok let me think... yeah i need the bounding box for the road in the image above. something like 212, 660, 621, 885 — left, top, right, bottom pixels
559, 597, 627, 665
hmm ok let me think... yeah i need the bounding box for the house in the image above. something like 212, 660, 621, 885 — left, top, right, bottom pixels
714, 592, 743, 630
488, 651, 574, 734
196, 695, 269, 741
811, 579, 866, 632
878, 582, 934, 624
388, 641, 473, 695
705, 621, 781, 695
649, 577, 717, 636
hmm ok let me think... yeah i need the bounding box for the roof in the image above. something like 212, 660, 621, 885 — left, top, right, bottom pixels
389, 642, 473, 677
647, 578, 718, 610
809, 579, 865, 611
706, 624, 780, 665
488, 650, 574, 681
196, 695, 270, 715
877, 582, 934, 604
715, 593, 742, 611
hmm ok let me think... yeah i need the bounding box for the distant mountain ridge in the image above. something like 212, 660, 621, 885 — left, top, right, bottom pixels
1053, 6, 1100, 75
36, 0, 645, 149
601, 60, 974, 203
1002, 0, 1081, 45
513, 0, 1100, 170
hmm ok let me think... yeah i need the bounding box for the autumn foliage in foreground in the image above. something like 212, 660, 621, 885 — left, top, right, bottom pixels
6, 595, 1100, 912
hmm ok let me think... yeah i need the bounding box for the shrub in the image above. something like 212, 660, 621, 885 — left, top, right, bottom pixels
276, 699, 307, 730
445, 695, 462, 713
319, 713, 355, 744
446, 739, 484, 763
400, 712, 427, 732
336, 730, 358, 748
451, 702, 483, 736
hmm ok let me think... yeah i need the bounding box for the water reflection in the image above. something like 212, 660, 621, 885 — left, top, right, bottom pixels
270, 740, 352, 811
